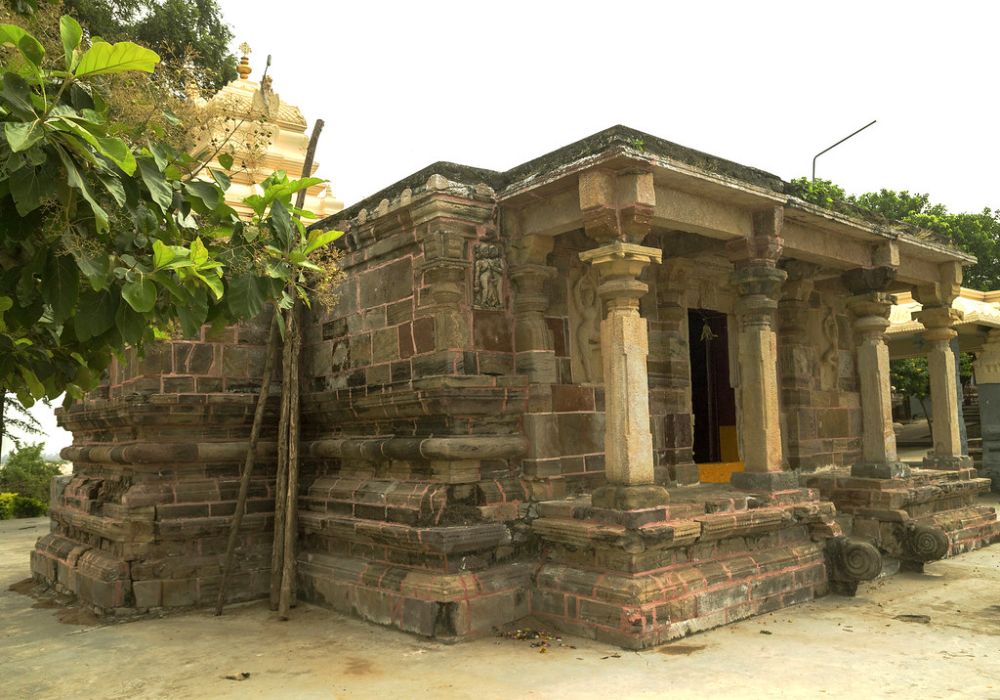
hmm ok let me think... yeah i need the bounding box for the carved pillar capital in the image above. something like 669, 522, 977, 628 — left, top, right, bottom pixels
916, 305, 962, 342
579, 241, 662, 313
731, 265, 787, 326
846, 292, 895, 341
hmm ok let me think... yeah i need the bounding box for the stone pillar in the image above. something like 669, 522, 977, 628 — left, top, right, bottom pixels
846, 292, 910, 478
725, 207, 795, 491
579, 241, 669, 509
917, 305, 972, 469
975, 330, 1000, 491
510, 234, 557, 383
729, 264, 794, 490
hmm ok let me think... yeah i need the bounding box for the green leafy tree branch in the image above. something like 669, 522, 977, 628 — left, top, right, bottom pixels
0, 14, 341, 415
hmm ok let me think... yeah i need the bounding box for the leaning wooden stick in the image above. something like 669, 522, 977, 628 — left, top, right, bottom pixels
269, 308, 293, 610
278, 303, 302, 620
214, 314, 280, 615
274, 118, 326, 619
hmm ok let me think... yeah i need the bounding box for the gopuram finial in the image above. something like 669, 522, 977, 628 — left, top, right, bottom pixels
237, 42, 252, 79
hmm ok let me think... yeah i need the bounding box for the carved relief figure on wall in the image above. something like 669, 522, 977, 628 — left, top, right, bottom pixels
569, 267, 602, 383
820, 305, 840, 390
474, 244, 504, 309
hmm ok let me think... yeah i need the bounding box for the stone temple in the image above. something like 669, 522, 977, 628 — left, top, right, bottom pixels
31, 77, 1000, 647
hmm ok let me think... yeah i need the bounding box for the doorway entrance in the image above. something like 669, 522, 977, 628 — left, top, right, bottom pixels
688, 309, 739, 466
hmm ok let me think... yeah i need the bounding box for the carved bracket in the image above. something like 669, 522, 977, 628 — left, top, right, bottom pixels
578, 170, 655, 243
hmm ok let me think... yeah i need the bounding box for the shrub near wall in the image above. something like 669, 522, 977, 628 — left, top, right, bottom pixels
0, 493, 47, 520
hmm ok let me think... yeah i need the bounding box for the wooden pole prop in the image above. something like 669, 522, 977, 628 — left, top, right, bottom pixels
278, 304, 302, 619
214, 315, 279, 615
269, 313, 293, 610
276, 119, 326, 619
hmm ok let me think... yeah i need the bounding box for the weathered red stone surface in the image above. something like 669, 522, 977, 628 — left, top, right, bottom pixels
32, 126, 999, 647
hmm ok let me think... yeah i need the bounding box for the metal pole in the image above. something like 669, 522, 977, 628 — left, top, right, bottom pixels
812, 120, 877, 180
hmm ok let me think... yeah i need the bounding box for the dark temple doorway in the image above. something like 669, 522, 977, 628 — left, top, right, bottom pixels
688, 309, 738, 464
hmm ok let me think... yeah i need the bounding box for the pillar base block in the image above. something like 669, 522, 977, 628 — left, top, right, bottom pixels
670, 463, 701, 486
922, 454, 973, 470
730, 470, 798, 492
591, 484, 669, 510
851, 461, 911, 479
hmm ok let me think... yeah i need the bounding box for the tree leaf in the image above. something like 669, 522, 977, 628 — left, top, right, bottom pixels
75, 41, 160, 78
209, 168, 230, 192
226, 275, 265, 319
18, 365, 45, 399
1, 73, 36, 120
53, 145, 109, 233
115, 300, 145, 344
183, 180, 222, 212
152, 239, 175, 271
0, 24, 45, 68
97, 172, 126, 207
5, 121, 44, 152
50, 117, 137, 175
218, 152, 234, 170
75, 250, 111, 290
137, 157, 173, 212
0, 296, 12, 332
177, 287, 208, 337
303, 228, 344, 255
59, 15, 83, 71
74, 291, 116, 341
269, 199, 292, 247
8, 164, 52, 216
121, 277, 156, 313
41, 254, 79, 323
162, 108, 182, 126
96, 135, 136, 175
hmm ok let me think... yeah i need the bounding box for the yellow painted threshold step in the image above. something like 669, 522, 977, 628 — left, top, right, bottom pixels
698, 461, 744, 484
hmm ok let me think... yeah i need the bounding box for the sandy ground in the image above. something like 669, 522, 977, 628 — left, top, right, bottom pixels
3, 509, 1000, 700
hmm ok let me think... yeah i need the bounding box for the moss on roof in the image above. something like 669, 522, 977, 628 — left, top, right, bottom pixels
313, 125, 786, 230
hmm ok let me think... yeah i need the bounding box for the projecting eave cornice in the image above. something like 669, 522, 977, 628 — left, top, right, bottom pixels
499, 143, 786, 211
784, 198, 976, 266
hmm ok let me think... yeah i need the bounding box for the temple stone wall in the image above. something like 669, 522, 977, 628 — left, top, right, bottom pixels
778, 283, 863, 470
293, 184, 534, 638
31, 124, 998, 648
522, 231, 609, 495
33, 317, 279, 611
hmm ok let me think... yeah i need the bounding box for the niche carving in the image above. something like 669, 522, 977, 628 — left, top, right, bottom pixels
568, 265, 602, 383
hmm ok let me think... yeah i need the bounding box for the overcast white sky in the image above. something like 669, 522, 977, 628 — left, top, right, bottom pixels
220, 0, 999, 213
8, 0, 999, 457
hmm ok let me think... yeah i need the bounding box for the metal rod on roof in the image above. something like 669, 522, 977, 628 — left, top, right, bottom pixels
812, 120, 877, 180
